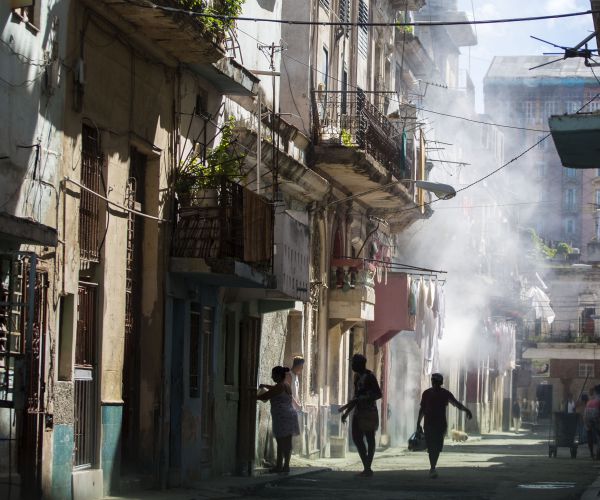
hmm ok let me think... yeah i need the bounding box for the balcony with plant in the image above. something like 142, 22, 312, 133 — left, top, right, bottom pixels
99, 0, 245, 63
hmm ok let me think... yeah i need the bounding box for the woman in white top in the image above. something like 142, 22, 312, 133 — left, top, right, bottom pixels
287, 356, 304, 411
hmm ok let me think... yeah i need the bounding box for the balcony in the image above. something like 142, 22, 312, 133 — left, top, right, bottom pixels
99, 0, 227, 64
328, 258, 376, 325
313, 90, 405, 180
171, 179, 274, 288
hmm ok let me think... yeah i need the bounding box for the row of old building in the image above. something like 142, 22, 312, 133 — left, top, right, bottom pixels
0, 1, 521, 499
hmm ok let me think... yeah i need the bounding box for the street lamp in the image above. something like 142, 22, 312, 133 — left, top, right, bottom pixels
327, 179, 456, 206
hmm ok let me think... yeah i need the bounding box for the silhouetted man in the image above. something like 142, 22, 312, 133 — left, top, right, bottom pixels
417, 373, 472, 478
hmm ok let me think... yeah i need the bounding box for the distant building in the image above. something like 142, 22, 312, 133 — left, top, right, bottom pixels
484, 57, 600, 260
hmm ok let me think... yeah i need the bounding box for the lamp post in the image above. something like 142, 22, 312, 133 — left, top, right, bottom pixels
327, 179, 456, 207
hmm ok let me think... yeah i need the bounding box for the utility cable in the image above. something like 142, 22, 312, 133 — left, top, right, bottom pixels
236, 26, 553, 134
124, 1, 600, 28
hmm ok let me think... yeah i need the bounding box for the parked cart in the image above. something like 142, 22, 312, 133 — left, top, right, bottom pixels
548, 412, 579, 458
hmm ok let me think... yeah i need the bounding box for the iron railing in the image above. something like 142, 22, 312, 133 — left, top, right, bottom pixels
79, 125, 103, 264
312, 90, 407, 179
172, 177, 273, 269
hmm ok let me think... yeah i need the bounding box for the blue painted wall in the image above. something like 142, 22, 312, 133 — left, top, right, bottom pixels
101, 404, 123, 495
51, 424, 73, 500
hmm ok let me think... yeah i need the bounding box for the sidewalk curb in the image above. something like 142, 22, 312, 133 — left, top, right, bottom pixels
231, 467, 332, 496
581, 476, 600, 500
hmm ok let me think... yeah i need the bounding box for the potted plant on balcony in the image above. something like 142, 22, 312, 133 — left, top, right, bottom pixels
175, 116, 246, 207
176, 0, 245, 44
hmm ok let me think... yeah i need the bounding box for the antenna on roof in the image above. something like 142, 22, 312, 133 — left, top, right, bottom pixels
528, 32, 600, 70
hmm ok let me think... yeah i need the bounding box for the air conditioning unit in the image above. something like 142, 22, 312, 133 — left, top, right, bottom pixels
11, 0, 34, 8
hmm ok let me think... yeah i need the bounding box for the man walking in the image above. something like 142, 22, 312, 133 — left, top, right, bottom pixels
416, 373, 472, 478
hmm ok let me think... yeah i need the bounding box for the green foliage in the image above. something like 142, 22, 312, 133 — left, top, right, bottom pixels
341, 128, 355, 147
176, 116, 246, 199
556, 242, 574, 256
176, 0, 245, 35
397, 24, 414, 35
527, 228, 556, 260
527, 228, 574, 261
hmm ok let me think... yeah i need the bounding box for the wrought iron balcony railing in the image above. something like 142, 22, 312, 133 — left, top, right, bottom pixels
172, 177, 273, 271
312, 90, 407, 180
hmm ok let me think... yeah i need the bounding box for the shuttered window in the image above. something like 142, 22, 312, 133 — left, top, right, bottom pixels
358, 0, 369, 58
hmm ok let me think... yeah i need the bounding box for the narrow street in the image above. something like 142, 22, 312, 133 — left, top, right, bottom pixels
249, 430, 597, 500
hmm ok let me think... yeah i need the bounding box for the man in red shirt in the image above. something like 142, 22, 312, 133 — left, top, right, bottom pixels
417, 373, 472, 478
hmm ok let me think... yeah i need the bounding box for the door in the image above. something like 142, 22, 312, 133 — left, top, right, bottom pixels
237, 317, 261, 475
73, 283, 98, 469
536, 384, 553, 419
182, 303, 214, 481
0, 253, 47, 499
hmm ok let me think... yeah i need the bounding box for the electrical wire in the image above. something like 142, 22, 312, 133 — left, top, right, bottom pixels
236, 26, 553, 134
124, 1, 599, 28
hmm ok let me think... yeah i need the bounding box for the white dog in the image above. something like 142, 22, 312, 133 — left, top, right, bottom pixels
451, 429, 469, 442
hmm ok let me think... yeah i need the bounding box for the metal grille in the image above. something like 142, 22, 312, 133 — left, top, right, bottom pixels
0, 253, 47, 499
0, 256, 26, 404
74, 283, 97, 468
79, 125, 103, 263
312, 90, 405, 179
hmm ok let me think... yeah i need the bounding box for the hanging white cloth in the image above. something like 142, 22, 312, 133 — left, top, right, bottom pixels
526, 286, 555, 324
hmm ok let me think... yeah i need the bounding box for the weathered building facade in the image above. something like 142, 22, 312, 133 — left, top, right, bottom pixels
484, 56, 600, 259
0, 0, 486, 498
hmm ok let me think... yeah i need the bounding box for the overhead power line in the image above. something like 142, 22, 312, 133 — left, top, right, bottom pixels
235, 26, 551, 134
127, 1, 599, 28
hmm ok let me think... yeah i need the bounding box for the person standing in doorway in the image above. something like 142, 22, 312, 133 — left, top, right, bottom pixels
287, 356, 304, 411
339, 354, 382, 477
567, 395, 576, 414
257, 366, 300, 473
417, 373, 472, 478
512, 400, 521, 432
287, 356, 305, 454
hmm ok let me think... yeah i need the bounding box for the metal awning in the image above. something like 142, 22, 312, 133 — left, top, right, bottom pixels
549, 113, 600, 168
0, 211, 58, 247
191, 58, 259, 96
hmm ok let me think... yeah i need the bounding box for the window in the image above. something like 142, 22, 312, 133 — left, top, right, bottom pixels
566, 101, 580, 114
566, 168, 577, 178
523, 101, 536, 122
587, 101, 600, 112
358, 0, 369, 58
544, 100, 559, 117
597, 168, 600, 177
339, 0, 350, 24
579, 362, 594, 378
565, 188, 577, 210
538, 134, 548, 151
596, 190, 600, 209
322, 46, 329, 91
565, 218, 575, 235
538, 188, 548, 202
12, 0, 38, 28
79, 125, 103, 263
537, 162, 547, 178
